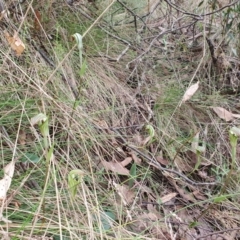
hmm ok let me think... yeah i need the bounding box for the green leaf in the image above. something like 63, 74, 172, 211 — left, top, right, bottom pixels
129, 162, 136, 188
189, 221, 198, 228
213, 195, 227, 203
100, 211, 115, 231
20, 153, 41, 163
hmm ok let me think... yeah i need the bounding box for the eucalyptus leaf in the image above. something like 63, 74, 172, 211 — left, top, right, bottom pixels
129, 162, 136, 188
100, 211, 115, 231
20, 153, 41, 163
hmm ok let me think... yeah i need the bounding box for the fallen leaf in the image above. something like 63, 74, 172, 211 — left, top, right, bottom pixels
140, 212, 159, 221
192, 190, 207, 201
176, 206, 199, 240
113, 182, 135, 205
0, 10, 8, 21
4, 31, 25, 56
141, 185, 156, 202
34, 9, 42, 32
132, 133, 144, 147
168, 178, 196, 202
231, 112, 240, 120
212, 107, 234, 121
156, 156, 169, 166
121, 157, 132, 167
174, 155, 195, 172
102, 160, 130, 175
181, 81, 199, 103
160, 192, 177, 203
95, 120, 109, 129
212, 107, 240, 122
141, 135, 152, 146
198, 170, 215, 182
134, 212, 169, 239
130, 152, 142, 165
18, 129, 26, 145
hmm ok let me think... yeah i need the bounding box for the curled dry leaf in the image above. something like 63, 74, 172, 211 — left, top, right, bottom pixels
18, 129, 26, 145
101, 160, 130, 175
121, 157, 133, 167
181, 81, 199, 104
4, 31, 25, 56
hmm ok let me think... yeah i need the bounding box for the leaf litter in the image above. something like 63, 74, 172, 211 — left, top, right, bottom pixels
1, 0, 239, 239
212, 106, 240, 121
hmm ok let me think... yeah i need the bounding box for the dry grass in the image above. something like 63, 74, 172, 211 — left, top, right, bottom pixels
0, 0, 240, 239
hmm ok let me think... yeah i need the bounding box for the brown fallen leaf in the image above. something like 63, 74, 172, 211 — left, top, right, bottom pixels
168, 178, 196, 202
212, 107, 240, 122
130, 152, 142, 165
160, 192, 177, 204
141, 135, 152, 146
101, 160, 130, 175
113, 182, 135, 205
198, 170, 215, 182
141, 185, 157, 202
34, 9, 42, 32
121, 157, 132, 167
212, 107, 233, 121
18, 129, 26, 145
0, 9, 8, 21
181, 81, 199, 104
174, 155, 195, 172
156, 156, 169, 166
192, 190, 207, 201
132, 212, 169, 239
4, 31, 25, 56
